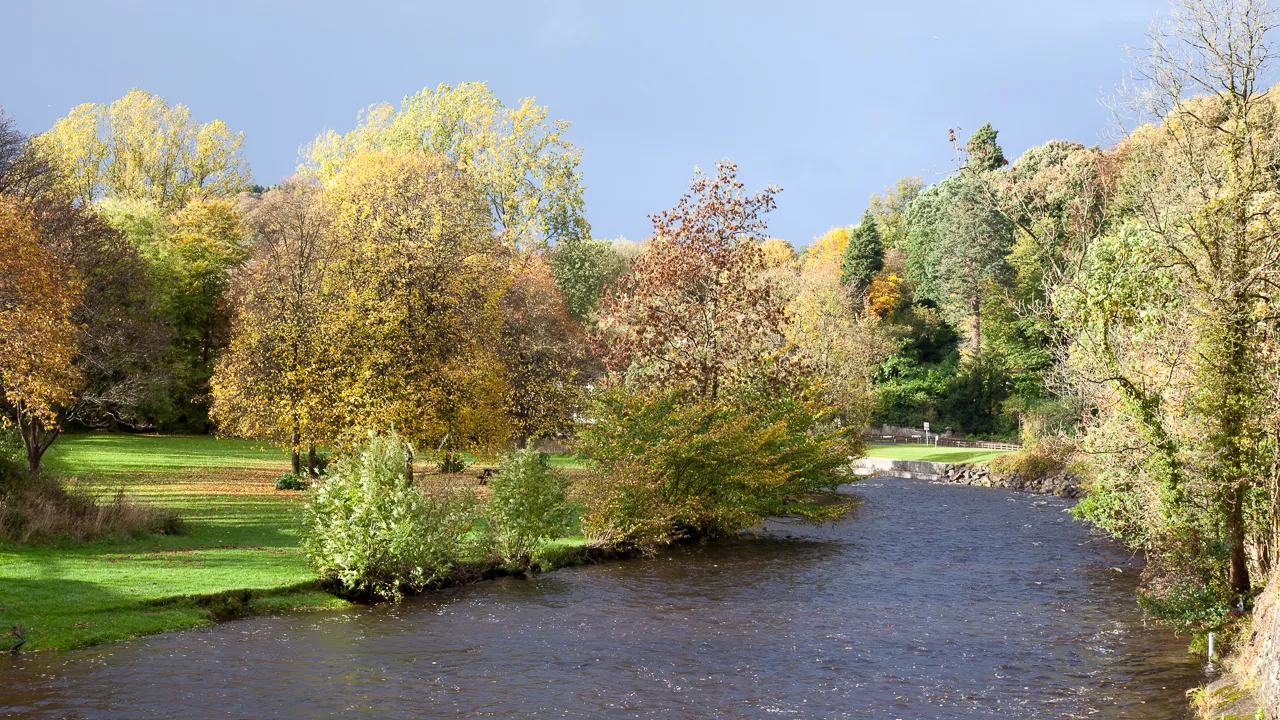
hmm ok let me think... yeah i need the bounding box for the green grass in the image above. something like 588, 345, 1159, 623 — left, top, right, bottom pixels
862, 442, 1013, 464
2, 435, 595, 652
2, 433, 345, 652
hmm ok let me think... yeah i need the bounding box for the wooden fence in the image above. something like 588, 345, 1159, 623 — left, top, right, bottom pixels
862, 433, 1020, 451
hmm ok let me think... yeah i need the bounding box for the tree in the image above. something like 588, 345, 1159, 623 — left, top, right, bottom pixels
306, 82, 587, 250
1056, 0, 1280, 598
905, 161, 1014, 356
839, 209, 883, 289
597, 161, 790, 399
34, 89, 251, 210
549, 235, 618, 321
790, 242, 891, 425
151, 197, 251, 431
3, 107, 168, 437
0, 199, 81, 474
0, 107, 53, 197
499, 255, 589, 447
34, 200, 168, 432
323, 151, 509, 456
211, 180, 340, 475
867, 176, 923, 250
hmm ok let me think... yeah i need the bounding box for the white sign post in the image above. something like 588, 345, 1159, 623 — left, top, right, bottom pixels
923, 422, 930, 446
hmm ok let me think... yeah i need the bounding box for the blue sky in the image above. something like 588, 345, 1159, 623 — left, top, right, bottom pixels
2, 0, 1164, 246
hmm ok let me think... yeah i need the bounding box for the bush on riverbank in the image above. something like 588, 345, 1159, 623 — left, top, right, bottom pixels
300, 431, 487, 599
577, 381, 855, 552
487, 449, 574, 569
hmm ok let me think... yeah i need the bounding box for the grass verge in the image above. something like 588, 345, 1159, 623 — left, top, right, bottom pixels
862, 443, 1013, 464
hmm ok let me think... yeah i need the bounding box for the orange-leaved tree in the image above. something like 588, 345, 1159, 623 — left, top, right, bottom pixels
499, 253, 589, 448
0, 199, 82, 474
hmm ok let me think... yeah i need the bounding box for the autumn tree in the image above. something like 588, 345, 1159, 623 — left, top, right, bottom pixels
790, 237, 890, 425
500, 255, 589, 447
34, 89, 251, 210
0, 199, 82, 474
2, 107, 168, 437
597, 161, 790, 399
549, 235, 622, 321
307, 82, 586, 250
324, 151, 510, 457
867, 176, 923, 250
1056, 0, 1280, 598
211, 180, 340, 475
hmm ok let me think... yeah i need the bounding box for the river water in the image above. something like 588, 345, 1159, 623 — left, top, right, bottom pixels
1, 478, 1205, 719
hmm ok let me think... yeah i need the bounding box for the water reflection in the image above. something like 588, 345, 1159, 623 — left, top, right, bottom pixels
0, 478, 1202, 718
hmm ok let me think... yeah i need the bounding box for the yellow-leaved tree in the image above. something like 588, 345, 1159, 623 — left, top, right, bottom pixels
786, 233, 890, 426
324, 152, 510, 464
305, 82, 586, 250
0, 199, 83, 474
34, 89, 250, 210
210, 180, 342, 475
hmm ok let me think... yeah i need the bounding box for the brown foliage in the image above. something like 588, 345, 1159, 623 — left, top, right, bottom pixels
0, 475, 183, 544
596, 161, 793, 398
499, 253, 589, 446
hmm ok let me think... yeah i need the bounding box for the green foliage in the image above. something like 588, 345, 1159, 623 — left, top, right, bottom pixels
300, 431, 484, 600
487, 449, 573, 569
274, 473, 308, 491
839, 209, 883, 289
964, 122, 1007, 172
938, 356, 1016, 438
904, 172, 1013, 332
872, 353, 957, 427
577, 380, 854, 551
549, 235, 622, 320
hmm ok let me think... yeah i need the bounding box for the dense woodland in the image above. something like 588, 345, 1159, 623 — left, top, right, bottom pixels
4, 0, 1280, 634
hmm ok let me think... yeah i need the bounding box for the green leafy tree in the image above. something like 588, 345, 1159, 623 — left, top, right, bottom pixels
905, 160, 1014, 357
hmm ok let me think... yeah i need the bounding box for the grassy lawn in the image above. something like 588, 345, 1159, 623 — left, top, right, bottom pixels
2, 433, 346, 652
2, 434, 592, 652
862, 442, 1013, 464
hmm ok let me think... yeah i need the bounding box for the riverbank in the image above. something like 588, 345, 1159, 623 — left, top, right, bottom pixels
1, 477, 1206, 719
0, 434, 599, 653
853, 447, 1082, 499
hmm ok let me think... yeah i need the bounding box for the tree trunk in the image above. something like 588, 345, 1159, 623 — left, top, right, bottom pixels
1228, 481, 1251, 594
969, 295, 982, 358
307, 444, 317, 477
15, 410, 58, 476
290, 430, 301, 475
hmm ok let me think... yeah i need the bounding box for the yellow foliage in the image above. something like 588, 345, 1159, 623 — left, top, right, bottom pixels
0, 199, 82, 432
805, 226, 851, 272
758, 237, 796, 268
866, 273, 903, 319
35, 89, 250, 209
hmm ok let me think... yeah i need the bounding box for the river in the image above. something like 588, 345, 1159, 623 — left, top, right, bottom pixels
0, 477, 1206, 719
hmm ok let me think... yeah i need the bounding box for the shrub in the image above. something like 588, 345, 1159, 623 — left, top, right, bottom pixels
0, 475, 185, 544
300, 430, 485, 600
577, 379, 855, 551
989, 440, 1068, 481
487, 450, 573, 569
275, 472, 309, 491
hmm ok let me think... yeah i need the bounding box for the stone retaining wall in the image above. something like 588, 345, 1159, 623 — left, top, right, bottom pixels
850, 457, 1084, 499
940, 463, 1085, 499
